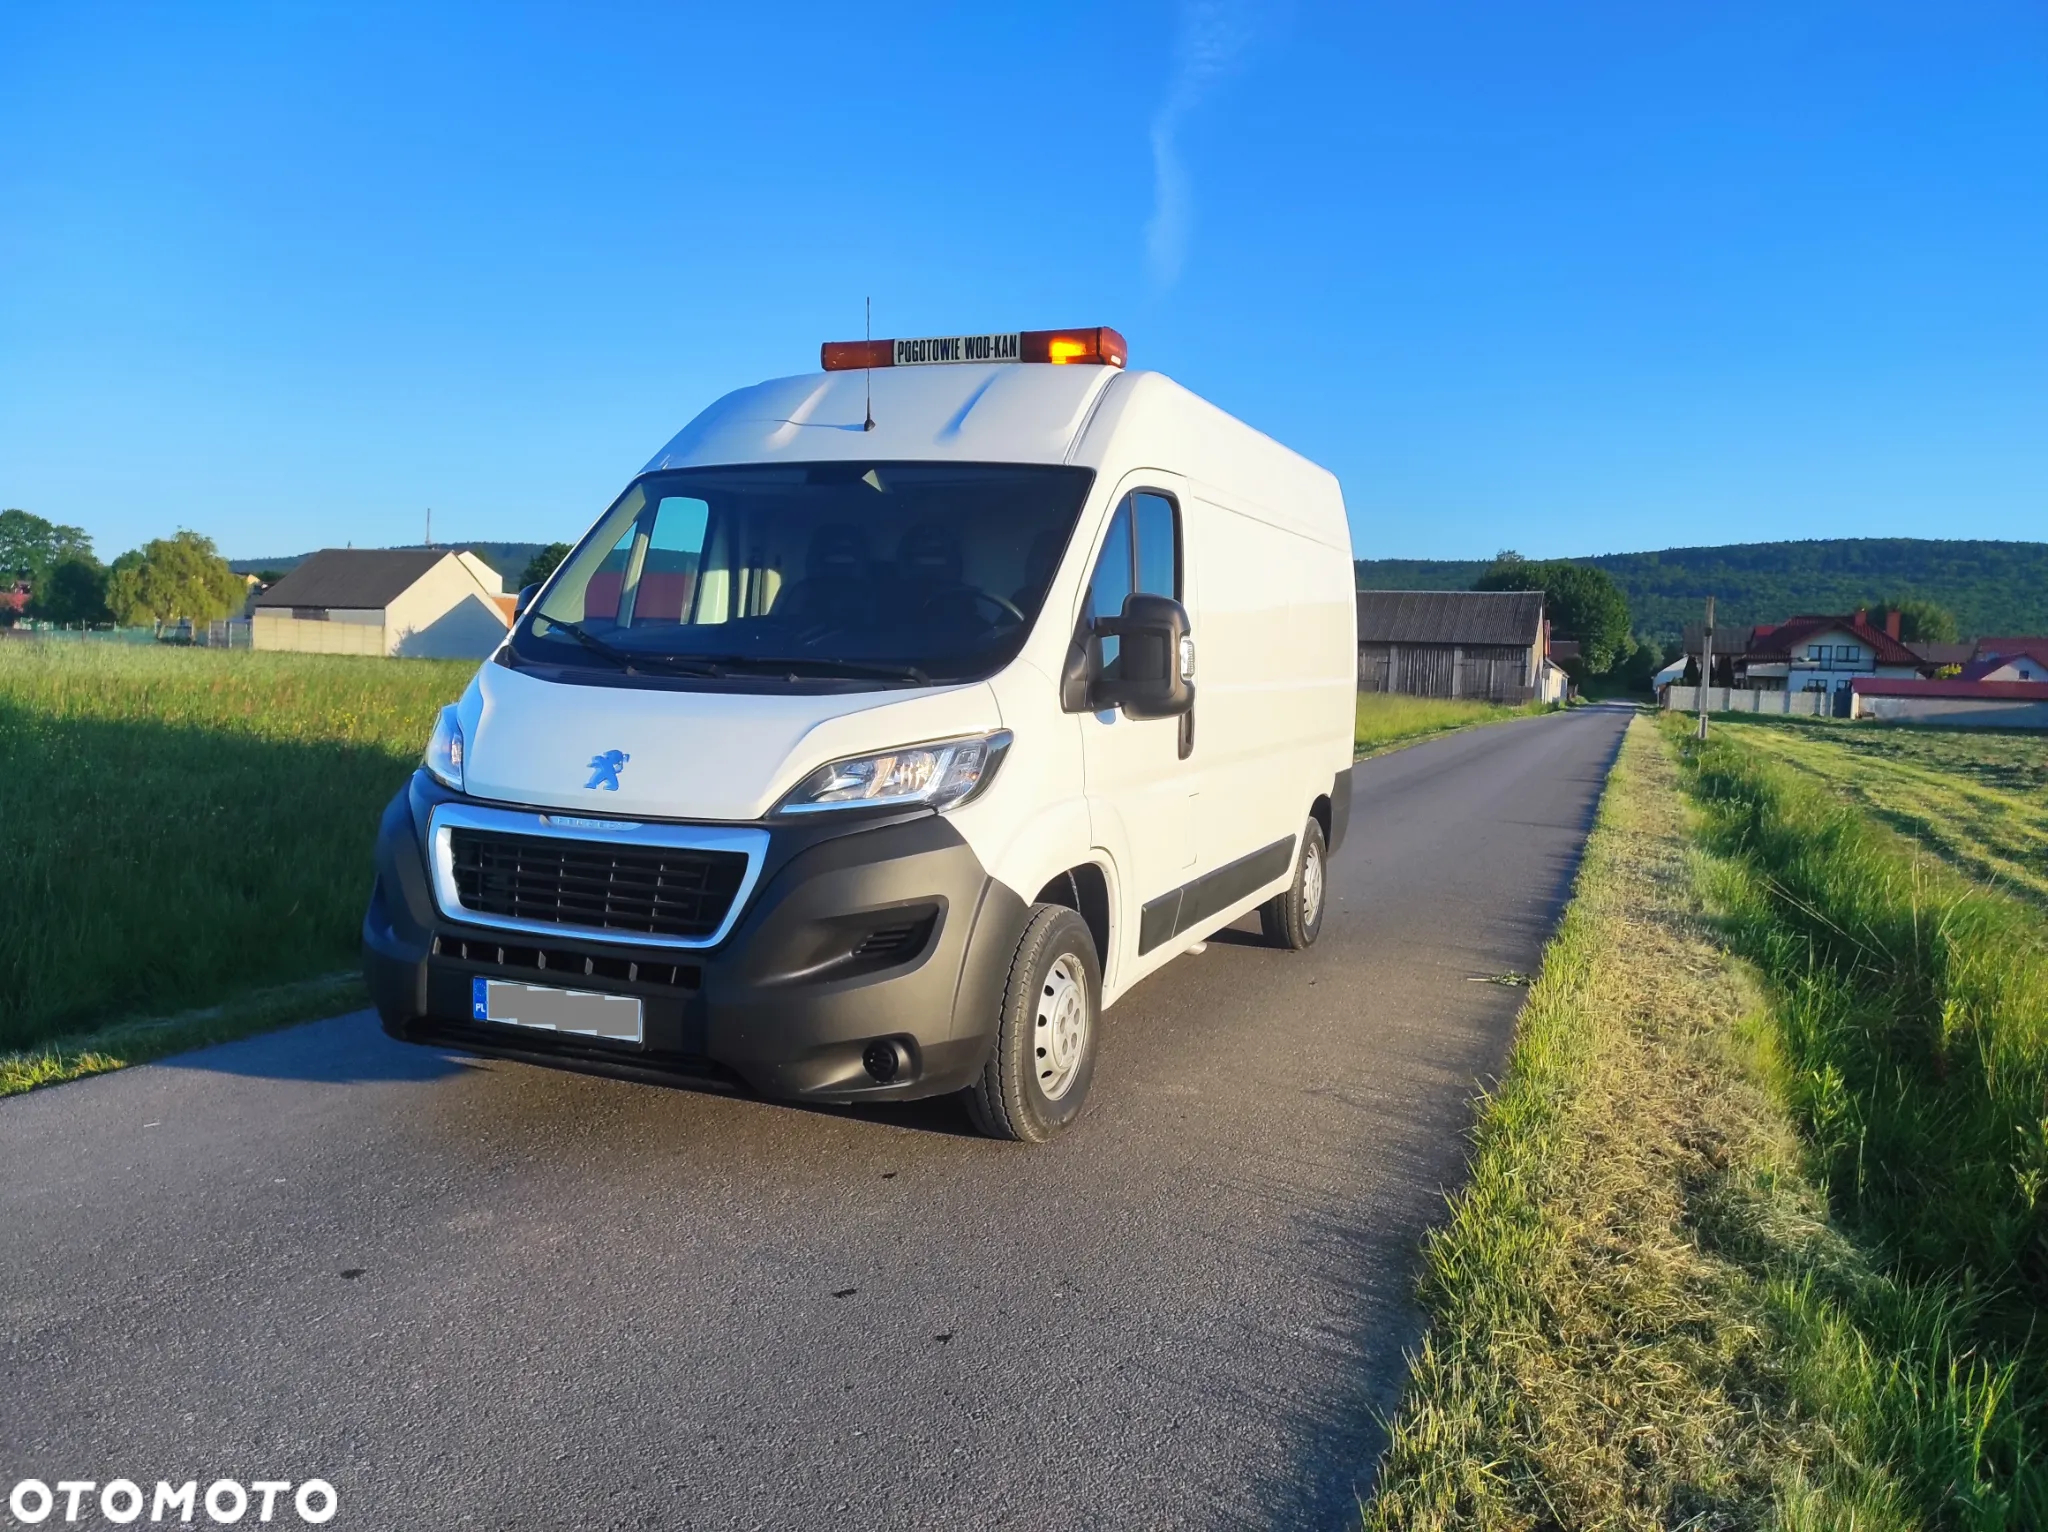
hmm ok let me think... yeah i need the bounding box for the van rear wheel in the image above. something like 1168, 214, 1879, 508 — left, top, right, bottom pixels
1259, 818, 1327, 951
963, 904, 1101, 1143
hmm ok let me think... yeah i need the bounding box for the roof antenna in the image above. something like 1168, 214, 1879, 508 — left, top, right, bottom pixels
863, 296, 876, 432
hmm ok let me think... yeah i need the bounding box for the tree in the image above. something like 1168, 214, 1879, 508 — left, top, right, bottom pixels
104, 531, 245, 631
1869, 596, 1959, 644
0, 509, 94, 590
1612, 635, 1675, 694
30, 557, 111, 626
1473, 556, 1631, 673
520, 543, 572, 589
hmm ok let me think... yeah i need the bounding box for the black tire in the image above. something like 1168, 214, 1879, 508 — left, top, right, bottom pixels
1259, 817, 1327, 951
963, 904, 1102, 1143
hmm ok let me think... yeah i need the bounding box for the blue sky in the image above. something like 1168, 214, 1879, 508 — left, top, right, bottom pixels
2, 2, 2043, 562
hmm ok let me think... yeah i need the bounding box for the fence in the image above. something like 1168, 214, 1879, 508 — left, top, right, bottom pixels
1664, 686, 1828, 717
1, 624, 158, 644
1, 620, 252, 648
203, 618, 253, 649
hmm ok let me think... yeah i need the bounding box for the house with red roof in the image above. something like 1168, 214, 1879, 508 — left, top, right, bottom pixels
1673, 613, 2048, 726
1964, 638, 2048, 684
1723, 608, 1930, 709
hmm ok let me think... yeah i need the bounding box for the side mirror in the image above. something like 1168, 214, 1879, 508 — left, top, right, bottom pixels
514, 583, 540, 621
1091, 593, 1195, 720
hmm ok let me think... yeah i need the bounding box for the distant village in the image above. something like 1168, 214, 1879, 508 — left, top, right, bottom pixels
7, 506, 2047, 729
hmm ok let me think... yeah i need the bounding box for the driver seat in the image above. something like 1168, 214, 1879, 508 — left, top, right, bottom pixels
778, 523, 873, 627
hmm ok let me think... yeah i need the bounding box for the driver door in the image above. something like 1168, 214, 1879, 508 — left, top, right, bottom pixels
1078, 489, 1198, 970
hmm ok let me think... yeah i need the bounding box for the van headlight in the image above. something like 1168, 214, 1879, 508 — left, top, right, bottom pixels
424, 705, 465, 790
777, 731, 1012, 815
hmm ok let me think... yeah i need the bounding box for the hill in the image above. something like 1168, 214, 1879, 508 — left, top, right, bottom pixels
1356, 538, 2048, 644
230, 543, 551, 582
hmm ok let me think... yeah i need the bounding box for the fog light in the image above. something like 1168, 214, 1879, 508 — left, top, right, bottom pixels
862, 1039, 913, 1084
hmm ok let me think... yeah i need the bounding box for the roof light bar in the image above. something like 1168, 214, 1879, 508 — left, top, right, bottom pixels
821, 327, 1127, 372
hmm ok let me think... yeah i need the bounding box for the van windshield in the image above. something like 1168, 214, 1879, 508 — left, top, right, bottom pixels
513, 462, 1095, 688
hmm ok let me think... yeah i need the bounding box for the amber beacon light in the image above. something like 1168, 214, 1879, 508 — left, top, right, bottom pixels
821, 327, 1128, 372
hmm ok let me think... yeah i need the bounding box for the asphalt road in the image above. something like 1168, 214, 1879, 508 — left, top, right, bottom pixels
2, 705, 1632, 1531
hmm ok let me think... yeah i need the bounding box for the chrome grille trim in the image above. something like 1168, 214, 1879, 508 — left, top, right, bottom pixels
427, 802, 769, 951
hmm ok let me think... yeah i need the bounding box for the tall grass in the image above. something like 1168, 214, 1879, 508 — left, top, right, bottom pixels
1680, 722, 2048, 1305
0, 644, 468, 1050
1354, 692, 1552, 757
1674, 718, 2048, 1520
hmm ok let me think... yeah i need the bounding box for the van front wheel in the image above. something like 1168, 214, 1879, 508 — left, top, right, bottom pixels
1260, 818, 1327, 951
963, 904, 1102, 1143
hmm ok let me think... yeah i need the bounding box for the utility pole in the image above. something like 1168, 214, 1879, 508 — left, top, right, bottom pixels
425, 508, 432, 549
1697, 594, 1715, 741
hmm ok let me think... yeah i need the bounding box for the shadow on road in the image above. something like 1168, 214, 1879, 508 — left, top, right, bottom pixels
152, 1006, 993, 1138
151, 1009, 480, 1086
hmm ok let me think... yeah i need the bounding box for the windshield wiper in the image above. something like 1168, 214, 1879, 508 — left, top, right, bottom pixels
533, 623, 923, 683
535, 619, 726, 676
708, 655, 931, 684
536, 617, 631, 667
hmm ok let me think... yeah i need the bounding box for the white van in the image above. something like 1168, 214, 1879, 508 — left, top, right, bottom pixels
363, 327, 1357, 1141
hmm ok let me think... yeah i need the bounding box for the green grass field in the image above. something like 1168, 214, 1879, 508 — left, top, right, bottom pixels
1354, 691, 1554, 757
0, 644, 468, 1060
1713, 716, 2048, 909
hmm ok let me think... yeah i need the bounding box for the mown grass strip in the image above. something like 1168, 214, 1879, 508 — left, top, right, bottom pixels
1364, 718, 2042, 1530
1354, 693, 1556, 760
0, 972, 367, 1098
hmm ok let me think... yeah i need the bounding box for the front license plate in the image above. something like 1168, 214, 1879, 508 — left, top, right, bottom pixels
472, 978, 643, 1043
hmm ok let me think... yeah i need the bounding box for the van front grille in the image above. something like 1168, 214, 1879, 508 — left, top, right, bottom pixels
448, 829, 748, 941
435, 936, 701, 991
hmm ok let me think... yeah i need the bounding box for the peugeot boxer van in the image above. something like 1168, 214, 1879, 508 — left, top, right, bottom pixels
363, 327, 1357, 1141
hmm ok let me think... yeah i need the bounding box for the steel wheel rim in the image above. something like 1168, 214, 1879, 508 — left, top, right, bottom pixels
1033, 953, 1089, 1102
1302, 841, 1325, 926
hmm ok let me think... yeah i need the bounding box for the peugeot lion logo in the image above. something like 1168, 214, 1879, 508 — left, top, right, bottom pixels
585, 749, 630, 791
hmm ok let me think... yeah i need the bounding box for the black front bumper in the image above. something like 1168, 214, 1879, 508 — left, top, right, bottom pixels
362, 773, 1027, 1102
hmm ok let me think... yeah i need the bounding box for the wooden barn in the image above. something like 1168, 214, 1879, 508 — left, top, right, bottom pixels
1355, 589, 1564, 704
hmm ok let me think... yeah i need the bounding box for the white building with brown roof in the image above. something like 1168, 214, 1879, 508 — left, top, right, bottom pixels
250, 549, 509, 658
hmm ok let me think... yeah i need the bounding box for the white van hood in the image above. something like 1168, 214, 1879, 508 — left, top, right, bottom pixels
460, 662, 1004, 823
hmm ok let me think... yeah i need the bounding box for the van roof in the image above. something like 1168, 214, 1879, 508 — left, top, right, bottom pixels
642, 363, 1348, 550
643, 363, 1119, 472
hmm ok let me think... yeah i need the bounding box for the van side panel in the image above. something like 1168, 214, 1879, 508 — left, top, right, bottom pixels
1181, 493, 1354, 920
